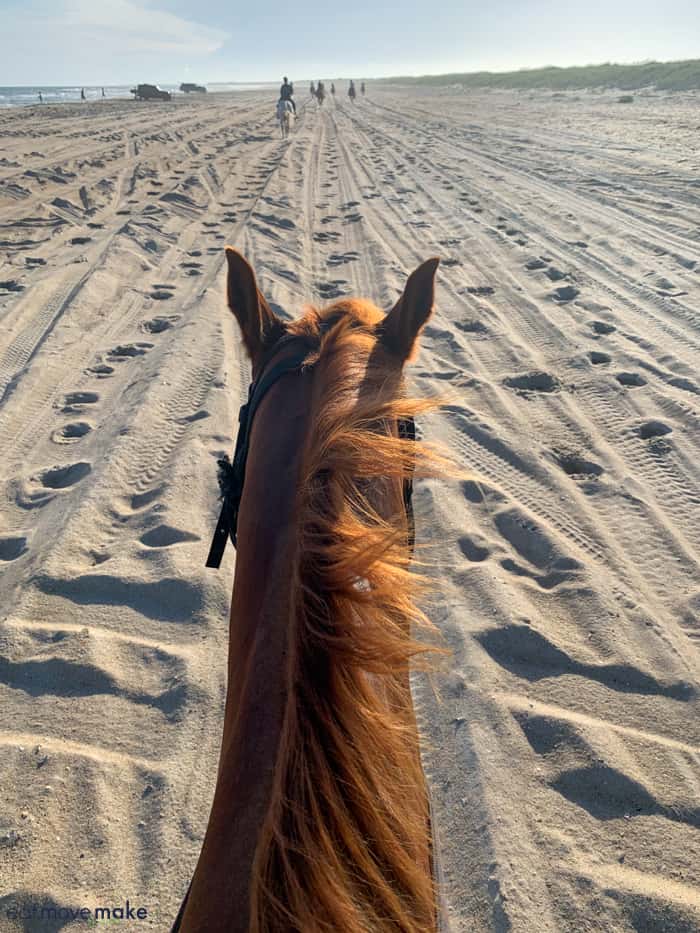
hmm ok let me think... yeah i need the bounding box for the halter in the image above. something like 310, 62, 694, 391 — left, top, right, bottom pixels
205, 334, 416, 570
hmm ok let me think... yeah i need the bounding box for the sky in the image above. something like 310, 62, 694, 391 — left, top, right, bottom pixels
1, 0, 698, 86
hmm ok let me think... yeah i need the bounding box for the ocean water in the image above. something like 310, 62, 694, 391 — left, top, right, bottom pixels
0, 83, 275, 108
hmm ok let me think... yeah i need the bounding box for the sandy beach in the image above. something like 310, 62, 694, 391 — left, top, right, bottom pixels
1, 86, 699, 931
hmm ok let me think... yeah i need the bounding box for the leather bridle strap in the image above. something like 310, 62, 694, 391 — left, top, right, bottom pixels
205, 335, 417, 570
205, 337, 311, 569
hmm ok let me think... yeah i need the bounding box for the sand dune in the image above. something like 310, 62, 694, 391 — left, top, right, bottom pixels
0, 87, 699, 931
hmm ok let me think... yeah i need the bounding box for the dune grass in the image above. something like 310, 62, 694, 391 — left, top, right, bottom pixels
378, 60, 700, 92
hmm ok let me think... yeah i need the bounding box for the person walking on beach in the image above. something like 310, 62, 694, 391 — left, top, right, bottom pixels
101, 87, 105, 99
280, 76, 296, 114
38, 92, 43, 104
80, 88, 86, 101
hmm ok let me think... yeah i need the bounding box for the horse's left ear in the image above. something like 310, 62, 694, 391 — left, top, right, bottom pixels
225, 247, 283, 363
380, 258, 440, 362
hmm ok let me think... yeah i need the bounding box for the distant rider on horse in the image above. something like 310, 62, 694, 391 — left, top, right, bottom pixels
280, 76, 296, 114
348, 80, 356, 102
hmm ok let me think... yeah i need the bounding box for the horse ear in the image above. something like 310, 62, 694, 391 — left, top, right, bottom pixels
380, 258, 440, 361
225, 247, 283, 362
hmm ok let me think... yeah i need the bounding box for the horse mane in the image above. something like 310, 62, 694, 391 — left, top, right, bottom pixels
250, 303, 450, 932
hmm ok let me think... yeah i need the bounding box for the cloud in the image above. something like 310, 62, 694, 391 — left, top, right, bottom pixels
1, 0, 229, 83
3, 0, 228, 58
59, 0, 229, 55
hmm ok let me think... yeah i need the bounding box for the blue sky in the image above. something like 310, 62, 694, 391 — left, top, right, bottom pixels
1, 0, 698, 85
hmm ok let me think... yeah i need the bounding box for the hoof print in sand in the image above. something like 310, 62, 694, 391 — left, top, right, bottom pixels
149, 288, 174, 300
456, 320, 488, 335
616, 372, 647, 388
21, 461, 92, 506
313, 231, 341, 243
108, 343, 153, 360
504, 372, 560, 395
554, 451, 604, 478
0, 280, 25, 293
458, 535, 491, 562
142, 316, 177, 334
0, 536, 28, 561
588, 351, 611, 365
318, 281, 348, 299
51, 422, 92, 444
87, 363, 114, 378
551, 285, 579, 303
140, 525, 201, 548
61, 391, 99, 412
639, 420, 672, 440
591, 321, 616, 335
327, 251, 359, 267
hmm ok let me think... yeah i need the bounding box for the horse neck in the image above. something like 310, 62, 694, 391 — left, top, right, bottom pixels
181, 371, 312, 933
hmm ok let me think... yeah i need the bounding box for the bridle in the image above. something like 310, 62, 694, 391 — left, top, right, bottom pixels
205, 333, 416, 570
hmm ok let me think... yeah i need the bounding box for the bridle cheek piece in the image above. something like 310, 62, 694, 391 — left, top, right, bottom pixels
205, 335, 416, 570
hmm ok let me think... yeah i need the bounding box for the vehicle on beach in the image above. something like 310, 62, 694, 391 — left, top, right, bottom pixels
180, 83, 207, 93
130, 84, 171, 101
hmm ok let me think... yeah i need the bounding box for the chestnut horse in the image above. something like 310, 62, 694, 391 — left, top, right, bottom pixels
173, 249, 448, 932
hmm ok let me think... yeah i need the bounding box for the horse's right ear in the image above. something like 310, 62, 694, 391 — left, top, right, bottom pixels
379, 258, 439, 362
225, 247, 283, 363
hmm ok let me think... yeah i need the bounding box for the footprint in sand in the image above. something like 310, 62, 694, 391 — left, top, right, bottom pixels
181, 262, 202, 276
588, 351, 611, 365
0, 536, 28, 561
108, 343, 153, 361
25, 257, 46, 267
51, 422, 92, 444
70, 236, 92, 246
462, 285, 495, 297
590, 320, 616, 335
150, 285, 175, 300
61, 391, 99, 413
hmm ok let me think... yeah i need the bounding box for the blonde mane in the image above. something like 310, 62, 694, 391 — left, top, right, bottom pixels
249, 304, 450, 932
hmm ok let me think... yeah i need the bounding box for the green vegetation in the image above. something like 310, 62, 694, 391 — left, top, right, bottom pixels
379, 60, 700, 91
